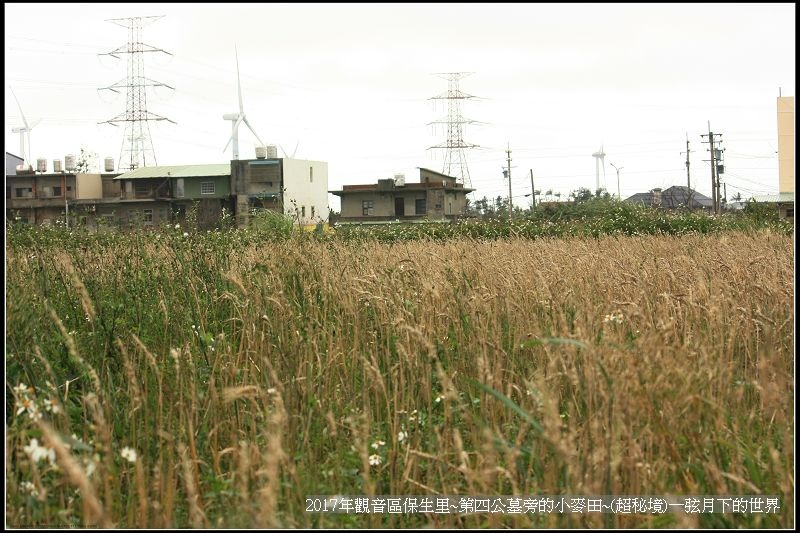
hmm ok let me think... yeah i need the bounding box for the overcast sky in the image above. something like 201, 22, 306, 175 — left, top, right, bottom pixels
5, 3, 795, 210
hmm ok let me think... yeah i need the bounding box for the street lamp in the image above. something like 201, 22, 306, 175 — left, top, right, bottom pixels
610, 163, 624, 200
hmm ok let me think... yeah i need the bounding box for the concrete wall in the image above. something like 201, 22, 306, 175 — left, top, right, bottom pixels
778, 96, 794, 193
76, 174, 103, 199
177, 175, 230, 199
340, 191, 395, 218
282, 158, 329, 224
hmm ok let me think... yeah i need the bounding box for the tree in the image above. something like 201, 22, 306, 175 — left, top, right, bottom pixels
573, 187, 594, 203
75, 147, 99, 173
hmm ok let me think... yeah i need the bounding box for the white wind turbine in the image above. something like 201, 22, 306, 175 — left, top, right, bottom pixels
10, 87, 40, 167
223, 46, 264, 160
591, 144, 606, 194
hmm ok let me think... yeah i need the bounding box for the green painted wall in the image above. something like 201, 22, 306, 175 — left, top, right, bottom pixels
174, 176, 230, 199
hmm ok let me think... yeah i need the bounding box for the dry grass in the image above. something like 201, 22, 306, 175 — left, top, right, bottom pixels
5, 231, 794, 528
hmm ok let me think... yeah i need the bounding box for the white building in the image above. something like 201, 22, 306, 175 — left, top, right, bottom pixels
230, 155, 329, 227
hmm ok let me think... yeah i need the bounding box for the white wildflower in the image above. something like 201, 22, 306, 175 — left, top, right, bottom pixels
183, 232, 189, 237
434, 394, 445, 404
368, 454, 382, 466
120, 446, 138, 464
24, 439, 56, 465
371, 440, 386, 450
397, 431, 407, 443
174, 223, 180, 229
42, 398, 60, 414
20, 481, 38, 497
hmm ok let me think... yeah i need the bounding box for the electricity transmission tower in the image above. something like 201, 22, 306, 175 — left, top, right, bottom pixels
99, 16, 175, 171
427, 72, 479, 188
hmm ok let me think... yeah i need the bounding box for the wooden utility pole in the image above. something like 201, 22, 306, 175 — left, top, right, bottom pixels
529, 169, 535, 212
680, 132, 693, 206
701, 123, 723, 214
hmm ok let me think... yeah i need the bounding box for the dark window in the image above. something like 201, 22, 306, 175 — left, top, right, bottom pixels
135, 183, 149, 196
787, 208, 794, 218
52, 187, 62, 197
362, 200, 374, 216
415, 198, 426, 215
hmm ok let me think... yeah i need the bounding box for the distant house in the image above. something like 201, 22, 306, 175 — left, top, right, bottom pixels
624, 186, 713, 210
330, 168, 474, 224
230, 156, 329, 227
6, 166, 118, 226
113, 164, 232, 229
748, 192, 795, 220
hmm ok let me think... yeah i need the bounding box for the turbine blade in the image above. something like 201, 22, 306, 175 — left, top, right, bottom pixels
10, 87, 30, 130
235, 45, 243, 113
279, 144, 289, 158
242, 117, 264, 147
291, 140, 299, 158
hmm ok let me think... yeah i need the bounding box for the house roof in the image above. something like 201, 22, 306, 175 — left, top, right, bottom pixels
624, 186, 713, 208
114, 164, 230, 180
749, 192, 795, 203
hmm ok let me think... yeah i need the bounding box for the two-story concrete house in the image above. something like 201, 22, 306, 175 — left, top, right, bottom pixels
330, 168, 474, 224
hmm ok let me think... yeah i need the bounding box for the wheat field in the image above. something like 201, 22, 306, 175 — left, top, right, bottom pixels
6, 229, 794, 528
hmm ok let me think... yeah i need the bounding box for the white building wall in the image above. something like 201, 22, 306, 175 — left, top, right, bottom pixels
281, 158, 329, 225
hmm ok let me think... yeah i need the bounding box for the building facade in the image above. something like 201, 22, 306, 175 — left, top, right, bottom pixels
230, 157, 329, 226
331, 168, 474, 223
777, 96, 794, 194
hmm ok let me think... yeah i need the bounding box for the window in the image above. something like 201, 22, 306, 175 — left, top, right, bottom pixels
415, 198, 426, 215
52, 186, 62, 197
176, 178, 185, 198
362, 200, 374, 216
301, 206, 306, 218
15, 188, 32, 198
143, 209, 153, 224
67, 186, 73, 192
309, 167, 314, 183
201, 182, 215, 195
787, 208, 794, 218
135, 183, 149, 196
311, 206, 315, 218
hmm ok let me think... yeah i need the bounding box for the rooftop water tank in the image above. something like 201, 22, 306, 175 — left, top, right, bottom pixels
53, 159, 63, 173
255, 146, 267, 159
267, 145, 278, 159
394, 173, 406, 187
104, 157, 115, 172
36, 158, 47, 173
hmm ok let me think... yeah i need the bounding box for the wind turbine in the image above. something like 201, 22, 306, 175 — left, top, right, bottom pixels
222, 46, 264, 160
591, 144, 606, 194
279, 140, 299, 159
10, 87, 40, 167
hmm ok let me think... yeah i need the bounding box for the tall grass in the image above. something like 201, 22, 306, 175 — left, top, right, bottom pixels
6, 226, 794, 528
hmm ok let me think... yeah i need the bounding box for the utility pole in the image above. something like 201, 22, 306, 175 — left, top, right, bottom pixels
505, 144, 513, 218
700, 122, 723, 214
680, 132, 693, 206
529, 168, 535, 211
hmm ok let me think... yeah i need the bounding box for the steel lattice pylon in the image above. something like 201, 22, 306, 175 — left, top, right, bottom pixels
428, 72, 479, 188
99, 16, 175, 171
